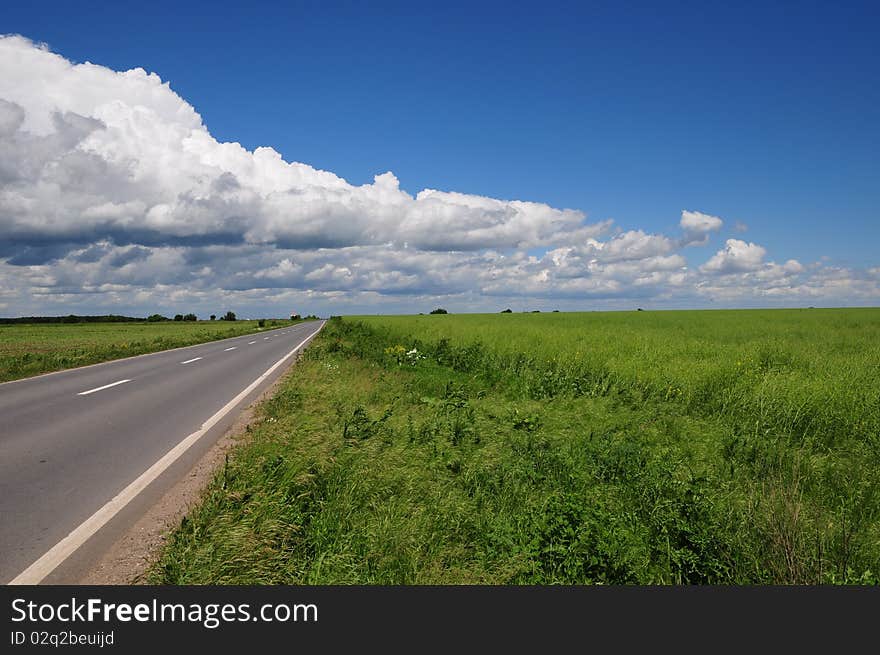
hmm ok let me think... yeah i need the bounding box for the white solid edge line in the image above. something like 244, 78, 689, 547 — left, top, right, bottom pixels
8, 323, 324, 585
180, 357, 203, 364
77, 379, 132, 396
224, 347, 237, 351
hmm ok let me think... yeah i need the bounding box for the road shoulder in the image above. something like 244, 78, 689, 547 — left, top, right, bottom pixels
76, 352, 304, 584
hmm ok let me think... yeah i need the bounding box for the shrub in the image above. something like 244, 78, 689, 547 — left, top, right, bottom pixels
430, 308, 448, 315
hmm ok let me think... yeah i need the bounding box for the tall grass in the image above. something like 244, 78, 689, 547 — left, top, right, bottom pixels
352, 309, 880, 453
151, 311, 880, 585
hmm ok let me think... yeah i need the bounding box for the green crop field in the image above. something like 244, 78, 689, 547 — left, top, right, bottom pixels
149, 308, 880, 584
0, 320, 295, 383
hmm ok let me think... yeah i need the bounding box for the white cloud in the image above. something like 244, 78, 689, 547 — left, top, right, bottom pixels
0, 35, 877, 316
0, 35, 591, 256
700, 239, 767, 274
600, 230, 677, 262
680, 210, 723, 245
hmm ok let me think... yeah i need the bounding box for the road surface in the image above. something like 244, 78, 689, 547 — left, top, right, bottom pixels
0, 320, 324, 583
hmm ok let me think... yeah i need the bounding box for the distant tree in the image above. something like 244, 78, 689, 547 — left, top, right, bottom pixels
147, 314, 168, 322
224, 311, 237, 321
210, 314, 216, 321
258, 319, 266, 327
501, 308, 512, 313
183, 313, 197, 321
552, 309, 560, 312
290, 314, 301, 321
531, 310, 541, 313
173, 314, 184, 321
429, 308, 448, 315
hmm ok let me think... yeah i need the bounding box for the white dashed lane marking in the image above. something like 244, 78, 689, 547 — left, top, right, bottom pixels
77, 379, 132, 396
224, 347, 237, 351
180, 357, 202, 364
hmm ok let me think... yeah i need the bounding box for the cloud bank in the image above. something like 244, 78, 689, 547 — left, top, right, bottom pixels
1, 35, 877, 316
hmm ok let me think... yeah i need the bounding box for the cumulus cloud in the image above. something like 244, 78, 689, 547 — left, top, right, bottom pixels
700, 239, 767, 274
680, 210, 723, 245
0, 35, 877, 315
0, 35, 591, 259
693, 262, 880, 305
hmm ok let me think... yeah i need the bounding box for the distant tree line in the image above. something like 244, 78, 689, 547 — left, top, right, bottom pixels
0, 314, 147, 325
2, 311, 317, 325
2, 312, 211, 324
149, 313, 199, 322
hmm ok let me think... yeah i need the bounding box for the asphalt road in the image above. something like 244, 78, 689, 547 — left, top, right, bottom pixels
0, 320, 324, 583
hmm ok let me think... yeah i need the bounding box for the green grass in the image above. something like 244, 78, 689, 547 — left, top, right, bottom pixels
351, 309, 880, 453
149, 309, 880, 584
0, 319, 299, 382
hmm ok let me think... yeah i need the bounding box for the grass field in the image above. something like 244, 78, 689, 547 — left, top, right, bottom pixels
146, 308, 879, 584
0, 319, 297, 383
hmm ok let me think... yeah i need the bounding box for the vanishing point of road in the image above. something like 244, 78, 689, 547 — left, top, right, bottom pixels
0, 320, 324, 584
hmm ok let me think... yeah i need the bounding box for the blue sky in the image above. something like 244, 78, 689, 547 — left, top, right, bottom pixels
0, 1, 878, 316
